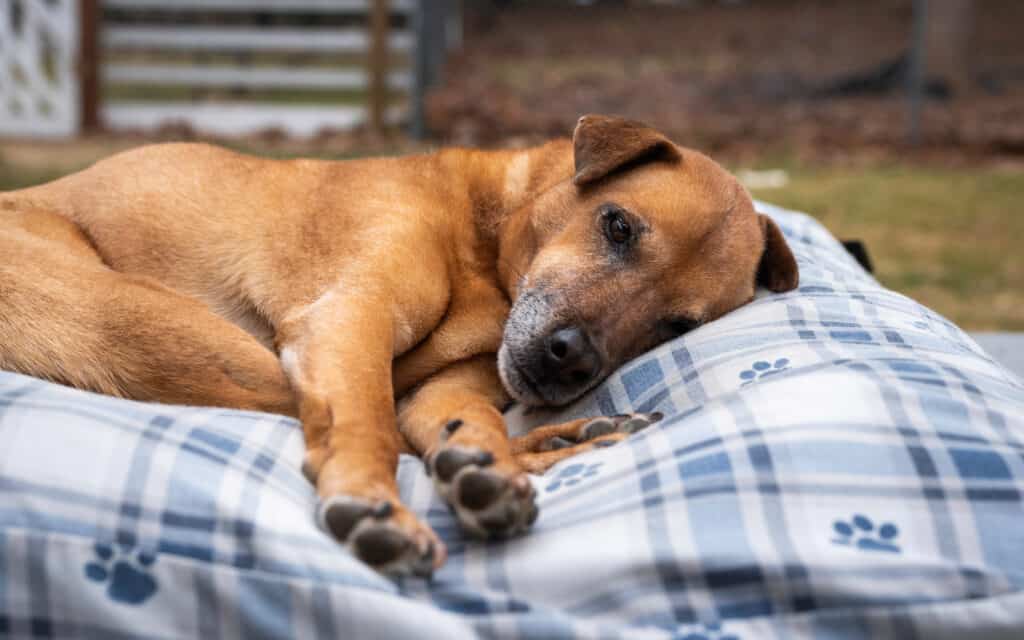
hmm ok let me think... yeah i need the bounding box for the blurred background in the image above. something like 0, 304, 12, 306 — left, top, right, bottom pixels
1, 0, 1021, 335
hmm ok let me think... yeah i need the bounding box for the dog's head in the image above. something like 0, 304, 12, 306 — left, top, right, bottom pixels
498, 115, 799, 406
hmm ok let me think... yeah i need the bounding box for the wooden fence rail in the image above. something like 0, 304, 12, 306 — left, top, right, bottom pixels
102, 26, 414, 54
102, 0, 415, 11
97, 0, 422, 138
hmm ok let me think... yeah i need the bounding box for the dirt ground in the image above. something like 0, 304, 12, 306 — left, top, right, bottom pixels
428, 0, 1024, 164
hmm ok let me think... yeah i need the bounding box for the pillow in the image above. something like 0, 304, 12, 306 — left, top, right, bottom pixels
1, 203, 1022, 639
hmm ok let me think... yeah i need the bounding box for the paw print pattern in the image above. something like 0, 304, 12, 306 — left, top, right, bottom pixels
545, 462, 603, 492
831, 514, 900, 553
84, 542, 159, 604
739, 358, 790, 385
679, 621, 740, 640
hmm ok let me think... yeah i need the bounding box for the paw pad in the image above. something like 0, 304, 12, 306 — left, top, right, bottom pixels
542, 412, 663, 452
739, 358, 790, 385
545, 461, 603, 492
580, 412, 662, 441
317, 497, 437, 577
430, 445, 537, 539
831, 514, 900, 553
84, 542, 158, 604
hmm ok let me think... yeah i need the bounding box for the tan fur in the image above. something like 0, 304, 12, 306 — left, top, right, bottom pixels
0, 115, 797, 573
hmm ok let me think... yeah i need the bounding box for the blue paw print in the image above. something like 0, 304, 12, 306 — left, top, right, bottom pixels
679, 621, 740, 640
85, 542, 159, 604
831, 514, 900, 553
545, 462, 603, 492
739, 358, 790, 385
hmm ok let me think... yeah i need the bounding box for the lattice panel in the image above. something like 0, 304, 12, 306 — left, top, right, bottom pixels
0, 0, 81, 138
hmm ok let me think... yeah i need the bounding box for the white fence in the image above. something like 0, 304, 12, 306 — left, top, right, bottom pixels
100, 0, 417, 137
0, 0, 444, 139
0, 0, 82, 138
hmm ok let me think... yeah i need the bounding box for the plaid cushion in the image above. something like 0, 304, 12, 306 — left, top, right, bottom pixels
2, 203, 1022, 639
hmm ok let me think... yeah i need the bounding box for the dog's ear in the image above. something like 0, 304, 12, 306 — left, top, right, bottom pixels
757, 214, 799, 292
572, 115, 681, 187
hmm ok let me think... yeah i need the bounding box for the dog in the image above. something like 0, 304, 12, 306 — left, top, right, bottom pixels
0, 115, 798, 576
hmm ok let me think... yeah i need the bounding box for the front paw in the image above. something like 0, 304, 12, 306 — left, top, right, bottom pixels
541, 411, 663, 451
317, 496, 444, 577
428, 446, 538, 539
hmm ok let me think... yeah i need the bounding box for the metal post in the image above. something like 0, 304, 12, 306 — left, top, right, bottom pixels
907, 0, 927, 146
79, 0, 100, 132
424, 0, 446, 88
368, 0, 389, 134
409, 0, 429, 139
408, 0, 453, 139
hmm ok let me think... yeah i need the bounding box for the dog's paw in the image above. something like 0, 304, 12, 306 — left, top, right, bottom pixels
578, 411, 663, 440
428, 446, 538, 539
317, 496, 443, 578
541, 411, 662, 451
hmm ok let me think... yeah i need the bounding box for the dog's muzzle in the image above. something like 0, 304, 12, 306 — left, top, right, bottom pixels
498, 290, 604, 406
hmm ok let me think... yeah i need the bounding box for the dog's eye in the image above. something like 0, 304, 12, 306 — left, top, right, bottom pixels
664, 316, 700, 337
602, 209, 632, 245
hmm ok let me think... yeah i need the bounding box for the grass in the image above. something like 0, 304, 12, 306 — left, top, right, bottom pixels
1, 140, 1020, 330
0, 161, 79, 192
743, 160, 1024, 331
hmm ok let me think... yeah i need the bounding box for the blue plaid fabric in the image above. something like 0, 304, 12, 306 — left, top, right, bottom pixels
2, 204, 1023, 639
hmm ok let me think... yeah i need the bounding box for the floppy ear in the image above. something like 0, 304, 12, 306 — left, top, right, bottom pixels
757, 214, 799, 292
572, 114, 681, 187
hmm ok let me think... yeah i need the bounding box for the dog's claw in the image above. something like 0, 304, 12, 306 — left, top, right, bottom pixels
412, 542, 436, 579
621, 411, 663, 433
317, 496, 442, 577
578, 418, 616, 440
429, 445, 537, 539
579, 411, 662, 442
541, 436, 576, 451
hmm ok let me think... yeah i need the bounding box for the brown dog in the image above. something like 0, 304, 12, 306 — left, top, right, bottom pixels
0, 115, 797, 575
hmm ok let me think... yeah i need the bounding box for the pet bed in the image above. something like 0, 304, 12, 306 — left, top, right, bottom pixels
2, 203, 1022, 639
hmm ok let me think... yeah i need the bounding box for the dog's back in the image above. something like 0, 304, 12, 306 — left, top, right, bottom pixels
0, 144, 323, 410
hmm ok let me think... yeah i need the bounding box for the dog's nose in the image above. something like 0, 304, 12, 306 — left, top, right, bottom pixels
544, 327, 601, 385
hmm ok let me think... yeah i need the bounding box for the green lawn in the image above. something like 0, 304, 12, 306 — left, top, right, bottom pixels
744, 161, 1024, 331
2, 142, 1020, 330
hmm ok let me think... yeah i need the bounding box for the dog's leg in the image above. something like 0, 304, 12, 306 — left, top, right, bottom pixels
0, 226, 297, 416
510, 412, 662, 474
397, 355, 539, 539
277, 287, 445, 577
398, 356, 663, 535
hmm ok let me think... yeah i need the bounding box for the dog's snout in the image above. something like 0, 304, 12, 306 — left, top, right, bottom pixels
544, 327, 601, 384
